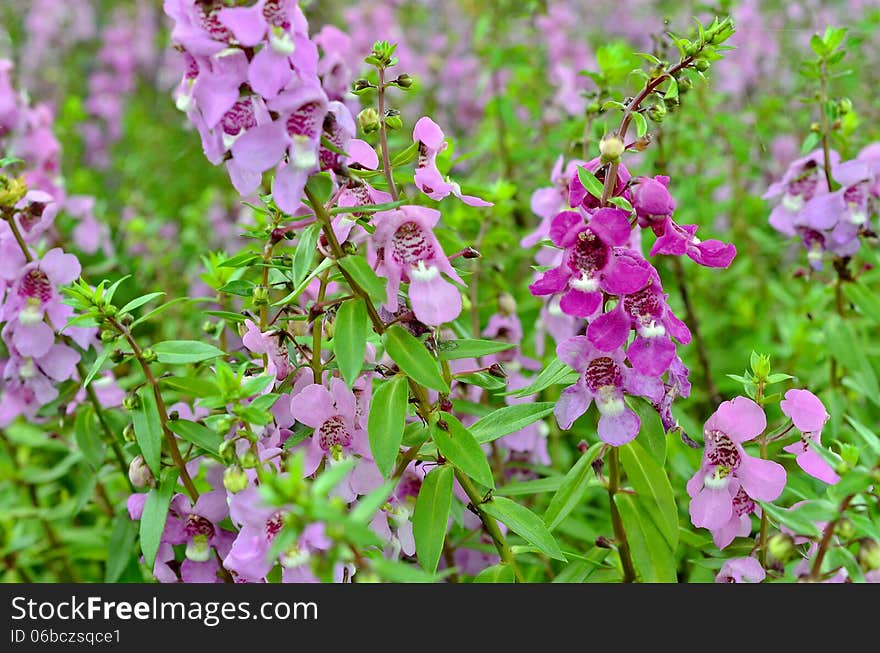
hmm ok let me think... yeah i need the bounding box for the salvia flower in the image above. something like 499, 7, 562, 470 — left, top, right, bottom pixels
715, 557, 765, 583
554, 335, 663, 445
780, 389, 838, 484
371, 205, 464, 326
687, 397, 786, 548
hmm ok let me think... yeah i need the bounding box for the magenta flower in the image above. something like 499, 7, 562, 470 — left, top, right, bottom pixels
413, 116, 492, 206
1, 248, 81, 358
165, 491, 230, 563
554, 336, 663, 445
587, 267, 691, 376
650, 218, 737, 268
290, 378, 370, 483
522, 155, 586, 248
687, 397, 786, 548
568, 157, 631, 210
631, 175, 675, 227
242, 319, 294, 381
716, 557, 765, 583
371, 205, 464, 326
528, 208, 646, 318
781, 389, 838, 484
764, 150, 838, 237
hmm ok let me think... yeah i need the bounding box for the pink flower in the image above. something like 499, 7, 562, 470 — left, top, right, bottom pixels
413, 116, 492, 206
716, 557, 765, 583
781, 389, 838, 484
371, 205, 465, 326
687, 397, 787, 548
528, 208, 645, 318
554, 335, 663, 445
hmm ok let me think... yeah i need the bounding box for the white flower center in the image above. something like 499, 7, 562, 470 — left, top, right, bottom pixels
703, 466, 730, 490
848, 205, 866, 224
782, 193, 804, 212
18, 298, 43, 325
270, 27, 296, 55
280, 544, 309, 568
569, 273, 598, 292
409, 260, 440, 282
596, 387, 624, 416
290, 135, 318, 169
638, 320, 666, 339
185, 534, 212, 562
19, 358, 36, 379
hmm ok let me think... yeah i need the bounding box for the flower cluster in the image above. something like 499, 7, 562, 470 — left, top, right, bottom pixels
687, 390, 838, 552
525, 154, 735, 445
764, 145, 880, 268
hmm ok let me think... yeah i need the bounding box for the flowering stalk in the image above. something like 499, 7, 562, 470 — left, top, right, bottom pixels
607, 448, 636, 582
376, 63, 399, 201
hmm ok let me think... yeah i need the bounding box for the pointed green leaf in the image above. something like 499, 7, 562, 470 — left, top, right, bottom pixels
167, 420, 223, 457
413, 464, 453, 573
544, 442, 603, 530
338, 255, 387, 304
74, 406, 105, 468
474, 563, 515, 583
118, 292, 166, 315
481, 496, 566, 561
139, 468, 178, 569
577, 166, 604, 199
367, 375, 409, 477
614, 493, 676, 582
436, 338, 516, 360
153, 340, 225, 365
432, 413, 494, 488
619, 440, 678, 549
334, 298, 369, 387
132, 386, 163, 477
383, 325, 448, 392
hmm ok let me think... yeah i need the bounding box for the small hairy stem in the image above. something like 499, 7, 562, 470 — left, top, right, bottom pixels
311, 271, 329, 383
378, 67, 399, 201
608, 448, 637, 582
455, 469, 524, 582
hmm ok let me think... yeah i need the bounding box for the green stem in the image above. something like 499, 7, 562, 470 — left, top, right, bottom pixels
455, 469, 524, 582
378, 68, 399, 201
809, 494, 853, 580
608, 448, 636, 582
311, 271, 329, 383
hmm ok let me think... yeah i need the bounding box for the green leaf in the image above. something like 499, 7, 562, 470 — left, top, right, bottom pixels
272, 257, 334, 306
118, 292, 166, 316
619, 440, 678, 549
338, 256, 387, 304
331, 200, 406, 215
469, 402, 555, 445
311, 457, 357, 497
218, 252, 260, 268
217, 279, 255, 297
758, 501, 821, 538
159, 376, 221, 398
432, 413, 494, 488
131, 297, 191, 328
334, 298, 369, 387
292, 223, 320, 286
481, 496, 566, 561
350, 479, 396, 523
153, 340, 225, 365
614, 494, 676, 582
843, 281, 880, 324
633, 111, 648, 138
383, 325, 449, 392
800, 131, 821, 156
106, 512, 137, 582
577, 166, 604, 199
82, 346, 112, 389
473, 563, 515, 583
413, 464, 453, 573
846, 417, 880, 458
437, 338, 516, 360
104, 275, 132, 304
370, 558, 436, 583
544, 442, 603, 530
628, 397, 666, 464
664, 77, 678, 100
167, 420, 223, 457
511, 358, 577, 397
74, 407, 105, 468
390, 140, 419, 167
367, 375, 409, 477
139, 468, 178, 569
132, 387, 163, 477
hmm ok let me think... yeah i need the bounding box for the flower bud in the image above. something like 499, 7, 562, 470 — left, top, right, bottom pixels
252, 285, 269, 306
498, 292, 517, 315
240, 449, 260, 469
839, 98, 852, 114
352, 78, 374, 94
223, 465, 249, 494
100, 329, 116, 343
0, 174, 28, 207
488, 362, 507, 378
834, 518, 855, 540
110, 348, 126, 364
119, 312, 134, 327
647, 102, 666, 123
767, 533, 794, 563
357, 107, 381, 134
694, 58, 710, 72
128, 455, 155, 488
384, 112, 403, 131
858, 539, 880, 571
214, 416, 235, 435
140, 348, 157, 364
393, 73, 413, 88
122, 393, 140, 411
201, 319, 216, 334
595, 536, 612, 549
123, 423, 136, 442
599, 134, 625, 163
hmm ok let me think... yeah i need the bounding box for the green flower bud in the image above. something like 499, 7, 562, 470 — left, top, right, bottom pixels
599, 134, 625, 163
352, 79, 374, 94
858, 539, 880, 571
357, 107, 381, 134
100, 329, 117, 343
123, 423, 136, 442
110, 348, 126, 364
0, 174, 28, 207
122, 394, 140, 411
647, 102, 667, 123
767, 533, 794, 563
393, 73, 413, 89
119, 312, 134, 326
218, 439, 238, 464
694, 59, 710, 72
223, 465, 249, 494
384, 113, 403, 131
240, 449, 260, 469
252, 285, 270, 306
839, 98, 853, 114
834, 518, 855, 540
140, 348, 157, 364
